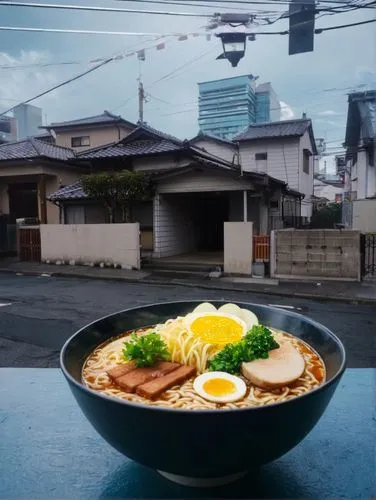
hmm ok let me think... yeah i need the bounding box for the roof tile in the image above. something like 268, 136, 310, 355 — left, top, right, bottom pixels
0, 137, 75, 161
235, 119, 311, 141
77, 139, 182, 159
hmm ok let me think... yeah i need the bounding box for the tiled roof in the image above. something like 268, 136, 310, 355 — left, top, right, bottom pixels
235, 119, 311, 141
49, 181, 84, 201
190, 131, 236, 146
43, 110, 137, 130
0, 137, 75, 161
49, 154, 237, 201
77, 139, 182, 159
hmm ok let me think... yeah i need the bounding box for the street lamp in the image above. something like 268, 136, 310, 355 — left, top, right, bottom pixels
216, 32, 247, 67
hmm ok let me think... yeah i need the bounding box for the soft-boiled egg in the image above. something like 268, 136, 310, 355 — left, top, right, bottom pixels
184, 312, 247, 345
193, 372, 247, 403
192, 302, 217, 314
218, 303, 259, 331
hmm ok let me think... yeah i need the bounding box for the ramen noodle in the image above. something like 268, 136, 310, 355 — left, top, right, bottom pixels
82, 314, 326, 410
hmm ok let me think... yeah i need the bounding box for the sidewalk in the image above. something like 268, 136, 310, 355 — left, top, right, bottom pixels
1, 258, 376, 304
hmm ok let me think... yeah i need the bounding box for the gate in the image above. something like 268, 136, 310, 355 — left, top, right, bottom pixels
0, 216, 17, 255
18, 227, 41, 261
361, 233, 376, 279
253, 235, 270, 262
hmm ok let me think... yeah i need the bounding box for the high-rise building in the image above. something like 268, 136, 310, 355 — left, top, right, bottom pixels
255, 82, 281, 123
13, 104, 43, 139
198, 75, 280, 140
0, 116, 18, 143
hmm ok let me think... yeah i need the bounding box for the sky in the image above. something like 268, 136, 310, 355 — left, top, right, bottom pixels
0, 0, 375, 160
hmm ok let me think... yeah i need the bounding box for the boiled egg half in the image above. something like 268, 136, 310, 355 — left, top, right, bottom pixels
184, 303, 259, 345
193, 372, 247, 403
184, 311, 247, 345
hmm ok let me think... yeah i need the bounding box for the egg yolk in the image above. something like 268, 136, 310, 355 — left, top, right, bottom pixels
203, 378, 236, 397
190, 315, 243, 345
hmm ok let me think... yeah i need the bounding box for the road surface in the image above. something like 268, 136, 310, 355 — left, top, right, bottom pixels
0, 275, 374, 368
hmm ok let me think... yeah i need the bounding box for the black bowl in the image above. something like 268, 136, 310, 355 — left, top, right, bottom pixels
60, 301, 346, 487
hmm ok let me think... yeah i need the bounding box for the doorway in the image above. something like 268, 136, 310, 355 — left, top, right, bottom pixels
194, 193, 229, 251
8, 183, 38, 222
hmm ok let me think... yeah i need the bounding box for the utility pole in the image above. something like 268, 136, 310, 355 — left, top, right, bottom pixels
138, 78, 145, 124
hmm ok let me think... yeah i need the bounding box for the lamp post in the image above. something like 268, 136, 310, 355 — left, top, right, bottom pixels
216, 32, 247, 67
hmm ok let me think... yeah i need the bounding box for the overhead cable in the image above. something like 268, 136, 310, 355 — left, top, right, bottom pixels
0, 1, 212, 17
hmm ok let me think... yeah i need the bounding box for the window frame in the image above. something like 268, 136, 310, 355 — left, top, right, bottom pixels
255, 152, 267, 161
303, 148, 311, 174
71, 136, 90, 147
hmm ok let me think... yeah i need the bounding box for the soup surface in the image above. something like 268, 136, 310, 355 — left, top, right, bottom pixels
82, 304, 326, 410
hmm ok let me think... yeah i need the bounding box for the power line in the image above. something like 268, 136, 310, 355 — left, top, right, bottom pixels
0, 1, 212, 18
0, 56, 116, 118
2, 15, 374, 37
115, 0, 368, 7
0, 26, 200, 36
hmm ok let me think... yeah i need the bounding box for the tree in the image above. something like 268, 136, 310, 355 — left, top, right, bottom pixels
310, 202, 342, 229
81, 170, 153, 223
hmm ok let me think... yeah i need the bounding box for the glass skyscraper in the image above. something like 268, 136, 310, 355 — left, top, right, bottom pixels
198, 76, 280, 140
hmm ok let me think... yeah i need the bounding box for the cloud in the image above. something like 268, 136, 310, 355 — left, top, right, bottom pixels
280, 101, 294, 120
317, 110, 341, 116
0, 51, 58, 115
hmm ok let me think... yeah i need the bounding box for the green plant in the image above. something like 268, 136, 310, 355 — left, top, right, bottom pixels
81, 170, 153, 223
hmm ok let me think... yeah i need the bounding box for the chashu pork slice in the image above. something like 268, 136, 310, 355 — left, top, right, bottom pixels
241, 342, 305, 390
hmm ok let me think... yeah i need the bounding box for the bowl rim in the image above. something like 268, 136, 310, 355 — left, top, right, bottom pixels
60, 300, 347, 414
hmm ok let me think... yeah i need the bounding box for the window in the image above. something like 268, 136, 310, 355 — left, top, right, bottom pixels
71, 136, 90, 147
303, 149, 310, 174
255, 152, 267, 160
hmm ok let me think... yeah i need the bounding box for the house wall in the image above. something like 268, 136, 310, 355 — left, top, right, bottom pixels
238, 137, 300, 186
355, 149, 376, 200
238, 134, 314, 218
298, 130, 314, 218
271, 229, 361, 281
153, 194, 196, 257
40, 223, 140, 268
157, 170, 253, 193
352, 199, 376, 232
191, 138, 238, 163
54, 124, 134, 151
44, 167, 83, 224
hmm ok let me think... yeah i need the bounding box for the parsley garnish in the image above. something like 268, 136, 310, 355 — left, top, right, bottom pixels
208, 325, 279, 374
122, 332, 170, 368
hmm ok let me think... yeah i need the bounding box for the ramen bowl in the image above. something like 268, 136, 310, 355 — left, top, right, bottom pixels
60, 301, 346, 487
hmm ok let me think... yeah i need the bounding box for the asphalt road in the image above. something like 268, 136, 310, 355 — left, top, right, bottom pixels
0, 275, 375, 368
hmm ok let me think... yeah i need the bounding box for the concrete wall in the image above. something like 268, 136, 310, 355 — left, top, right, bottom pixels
54, 125, 134, 151
153, 194, 196, 258
224, 222, 253, 275
352, 199, 376, 232
271, 229, 361, 281
40, 223, 140, 269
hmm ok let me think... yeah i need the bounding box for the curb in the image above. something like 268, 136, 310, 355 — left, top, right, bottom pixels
1, 267, 375, 305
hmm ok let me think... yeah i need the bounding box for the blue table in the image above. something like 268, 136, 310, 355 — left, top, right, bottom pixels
0, 368, 374, 499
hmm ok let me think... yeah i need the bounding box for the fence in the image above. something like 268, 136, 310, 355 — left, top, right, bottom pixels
361, 233, 376, 279
18, 227, 41, 261
253, 235, 270, 262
